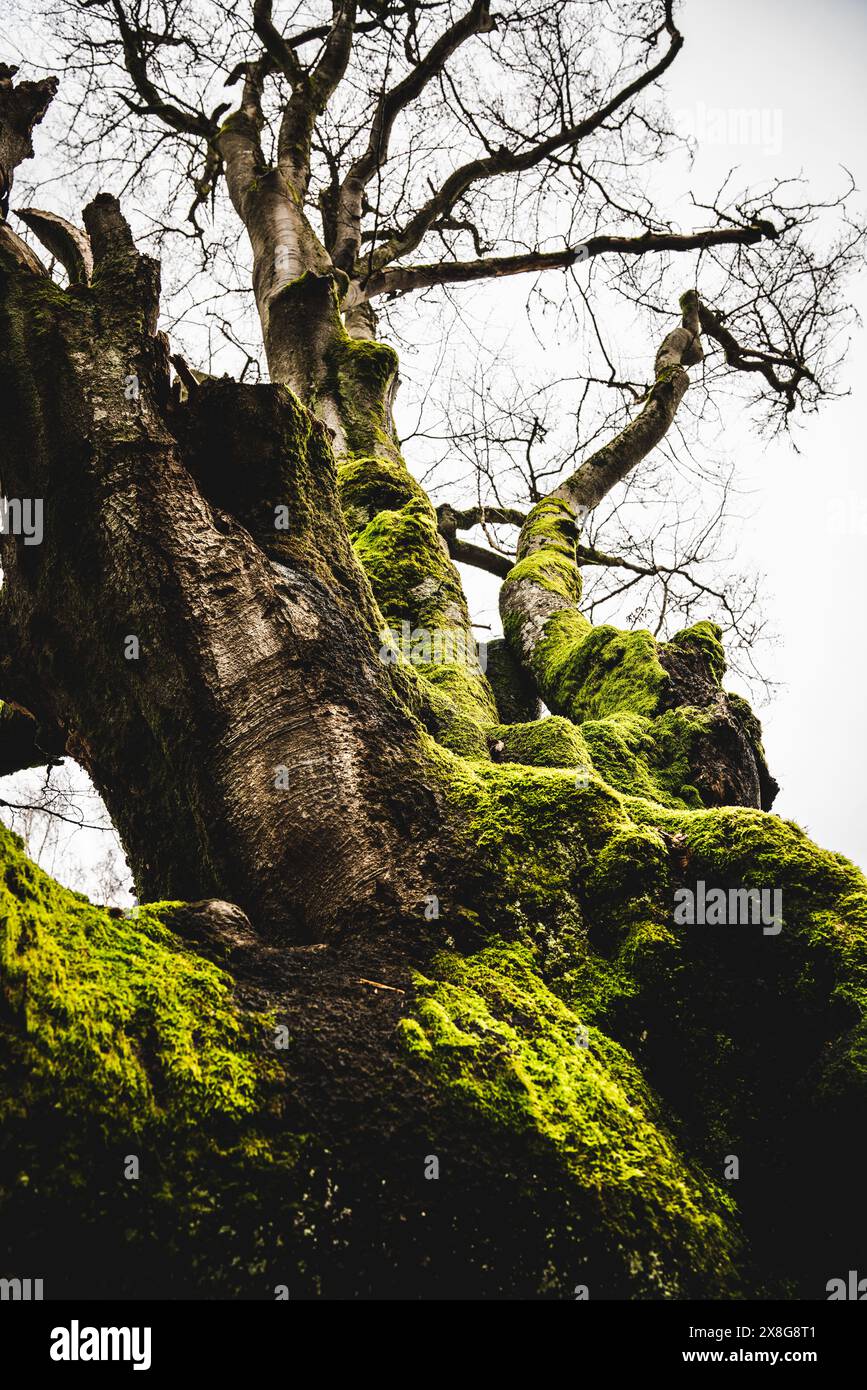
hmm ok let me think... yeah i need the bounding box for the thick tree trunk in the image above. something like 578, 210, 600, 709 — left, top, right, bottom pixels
0, 198, 443, 939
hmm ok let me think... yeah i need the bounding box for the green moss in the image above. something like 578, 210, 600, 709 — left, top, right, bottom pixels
326, 333, 399, 458
355, 500, 466, 630
400, 938, 741, 1297
534, 611, 668, 721
0, 824, 264, 1134
0, 822, 318, 1297
352, 498, 499, 749
489, 714, 590, 768
423, 720, 867, 1294
337, 454, 424, 537
581, 708, 705, 809
498, 600, 739, 808
668, 620, 727, 685
429, 739, 623, 949
518, 496, 580, 559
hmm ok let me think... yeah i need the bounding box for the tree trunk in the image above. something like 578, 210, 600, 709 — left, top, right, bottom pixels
0, 199, 443, 939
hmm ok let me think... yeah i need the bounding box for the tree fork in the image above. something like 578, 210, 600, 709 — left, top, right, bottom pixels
501, 293, 777, 811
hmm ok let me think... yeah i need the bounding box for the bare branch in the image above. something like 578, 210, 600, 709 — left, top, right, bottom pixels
552, 287, 703, 515
332, 0, 496, 270
365, 1, 683, 275
108, 0, 214, 139
365, 221, 777, 298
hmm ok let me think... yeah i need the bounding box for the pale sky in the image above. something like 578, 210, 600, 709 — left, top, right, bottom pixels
455, 0, 867, 869
2, 0, 865, 899
661, 0, 867, 867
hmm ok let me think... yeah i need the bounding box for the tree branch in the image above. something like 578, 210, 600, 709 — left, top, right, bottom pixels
278, 0, 358, 191
364, 222, 777, 299
0, 704, 65, 777
15, 207, 93, 283
698, 301, 815, 414
364, 1, 683, 276
252, 0, 305, 84
0, 64, 58, 219
332, 0, 495, 270
551, 288, 703, 516
110, 0, 214, 139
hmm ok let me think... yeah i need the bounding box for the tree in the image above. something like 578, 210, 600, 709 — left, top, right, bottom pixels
0, 0, 865, 1299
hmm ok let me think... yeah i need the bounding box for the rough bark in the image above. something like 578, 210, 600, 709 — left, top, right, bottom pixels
0, 190, 442, 939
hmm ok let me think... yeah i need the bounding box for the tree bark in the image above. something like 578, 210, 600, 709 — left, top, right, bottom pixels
501, 292, 777, 811
0, 193, 443, 939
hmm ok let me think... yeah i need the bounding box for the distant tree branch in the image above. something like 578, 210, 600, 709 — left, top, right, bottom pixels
365, 221, 778, 299
697, 300, 816, 414
332, 0, 496, 270
364, 0, 683, 275
109, 0, 215, 138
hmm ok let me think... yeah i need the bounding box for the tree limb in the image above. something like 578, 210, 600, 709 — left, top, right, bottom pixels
332, 0, 495, 270
0, 64, 58, 219
0, 703, 65, 777
551, 288, 703, 516
16, 207, 93, 283
278, 0, 358, 192
109, 0, 214, 139
364, 222, 777, 299
698, 301, 815, 414
364, 1, 683, 276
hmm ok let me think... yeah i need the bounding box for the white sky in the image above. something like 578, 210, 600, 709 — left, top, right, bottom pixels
455, 0, 867, 869
2, 0, 865, 898
656, 0, 867, 867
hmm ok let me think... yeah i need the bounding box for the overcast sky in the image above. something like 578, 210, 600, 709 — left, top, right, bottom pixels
454, 0, 867, 869
651, 0, 867, 867
2, 0, 865, 899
